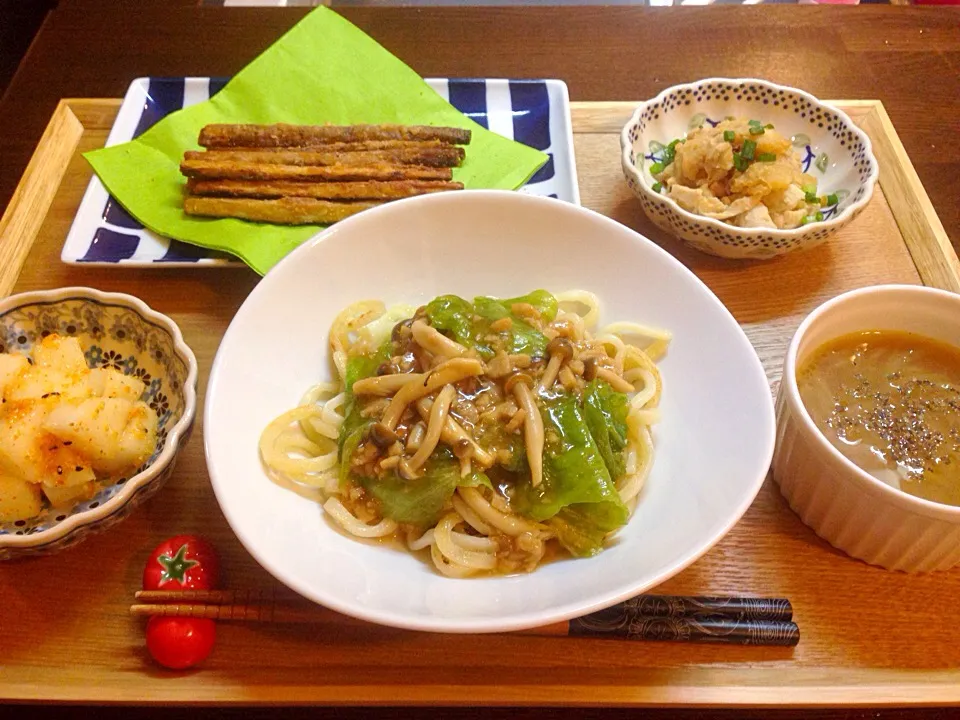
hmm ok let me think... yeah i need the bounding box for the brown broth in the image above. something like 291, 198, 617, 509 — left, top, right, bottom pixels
797, 330, 960, 506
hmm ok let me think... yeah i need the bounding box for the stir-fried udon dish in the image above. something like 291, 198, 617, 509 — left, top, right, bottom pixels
259, 290, 670, 577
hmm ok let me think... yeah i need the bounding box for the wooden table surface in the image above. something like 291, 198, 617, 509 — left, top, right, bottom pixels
2, 2, 960, 717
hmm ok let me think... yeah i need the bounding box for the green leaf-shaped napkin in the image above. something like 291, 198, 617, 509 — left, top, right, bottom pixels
84, 7, 547, 275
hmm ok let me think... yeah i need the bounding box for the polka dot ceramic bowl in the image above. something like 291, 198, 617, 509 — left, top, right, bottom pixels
0, 288, 198, 559
620, 78, 879, 260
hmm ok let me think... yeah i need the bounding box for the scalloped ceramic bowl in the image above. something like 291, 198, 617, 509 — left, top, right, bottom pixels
773, 285, 960, 572
620, 78, 879, 260
0, 288, 198, 559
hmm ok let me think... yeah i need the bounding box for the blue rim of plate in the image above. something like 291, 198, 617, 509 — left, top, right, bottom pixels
62, 77, 579, 267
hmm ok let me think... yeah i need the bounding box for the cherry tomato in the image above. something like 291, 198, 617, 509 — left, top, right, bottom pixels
143, 535, 219, 591
146, 616, 216, 670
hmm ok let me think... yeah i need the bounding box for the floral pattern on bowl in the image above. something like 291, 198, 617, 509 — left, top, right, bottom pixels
0, 289, 198, 559
620, 78, 879, 260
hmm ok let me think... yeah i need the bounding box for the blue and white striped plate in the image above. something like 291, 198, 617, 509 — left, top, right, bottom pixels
62, 77, 580, 268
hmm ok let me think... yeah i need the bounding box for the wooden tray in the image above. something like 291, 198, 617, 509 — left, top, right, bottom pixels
1, 99, 959, 707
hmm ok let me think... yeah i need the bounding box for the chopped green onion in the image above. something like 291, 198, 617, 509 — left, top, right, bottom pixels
649, 161, 664, 175
800, 215, 816, 226
815, 152, 829, 173
733, 153, 749, 172
749, 126, 765, 136
805, 191, 820, 204
656, 139, 680, 166
826, 193, 839, 206
757, 153, 777, 162
741, 139, 756, 161
652, 182, 663, 193
648, 141, 666, 155
748, 119, 763, 127
723, 130, 736, 142
688, 113, 707, 130
765, 124, 775, 129
802, 183, 817, 195
815, 211, 824, 222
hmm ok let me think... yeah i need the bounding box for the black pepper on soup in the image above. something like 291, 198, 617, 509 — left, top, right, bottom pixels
797, 330, 960, 506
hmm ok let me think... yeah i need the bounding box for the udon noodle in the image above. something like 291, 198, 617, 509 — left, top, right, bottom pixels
259, 290, 670, 577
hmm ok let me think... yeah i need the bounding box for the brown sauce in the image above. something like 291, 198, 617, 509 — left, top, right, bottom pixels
797, 330, 960, 506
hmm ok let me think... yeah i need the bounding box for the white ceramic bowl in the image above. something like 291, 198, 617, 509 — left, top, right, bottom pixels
205, 190, 776, 633
0, 288, 198, 559
620, 78, 879, 260
773, 284, 960, 572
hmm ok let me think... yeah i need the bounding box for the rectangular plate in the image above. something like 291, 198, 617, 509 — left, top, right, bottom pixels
60, 77, 579, 267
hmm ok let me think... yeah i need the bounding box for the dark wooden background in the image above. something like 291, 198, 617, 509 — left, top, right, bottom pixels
0, 0, 54, 100
2, 1, 960, 717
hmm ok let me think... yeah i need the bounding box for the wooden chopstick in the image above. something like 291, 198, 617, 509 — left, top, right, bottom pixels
131, 601, 331, 625
136, 589, 288, 605
131, 590, 799, 646
134, 589, 793, 620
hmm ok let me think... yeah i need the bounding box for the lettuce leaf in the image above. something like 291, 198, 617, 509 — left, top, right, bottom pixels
548, 502, 630, 559
422, 294, 475, 349
472, 296, 548, 357
338, 416, 368, 486
425, 290, 556, 359
338, 341, 393, 460
502, 289, 558, 323
509, 391, 628, 556
581, 379, 629, 480
476, 421, 528, 474
344, 342, 393, 392
358, 448, 491, 527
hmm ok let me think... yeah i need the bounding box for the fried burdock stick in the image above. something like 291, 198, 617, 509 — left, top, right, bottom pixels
198, 123, 471, 149
219, 140, 457, 153
180, 159, 453, 182
184, 196, 381, 225
186, 178, 463, 201
183, 145, 464, 168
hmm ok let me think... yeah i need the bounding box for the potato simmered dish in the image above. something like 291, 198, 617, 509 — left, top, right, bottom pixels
0, 335, 157, 522
650, 118, 838, 230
